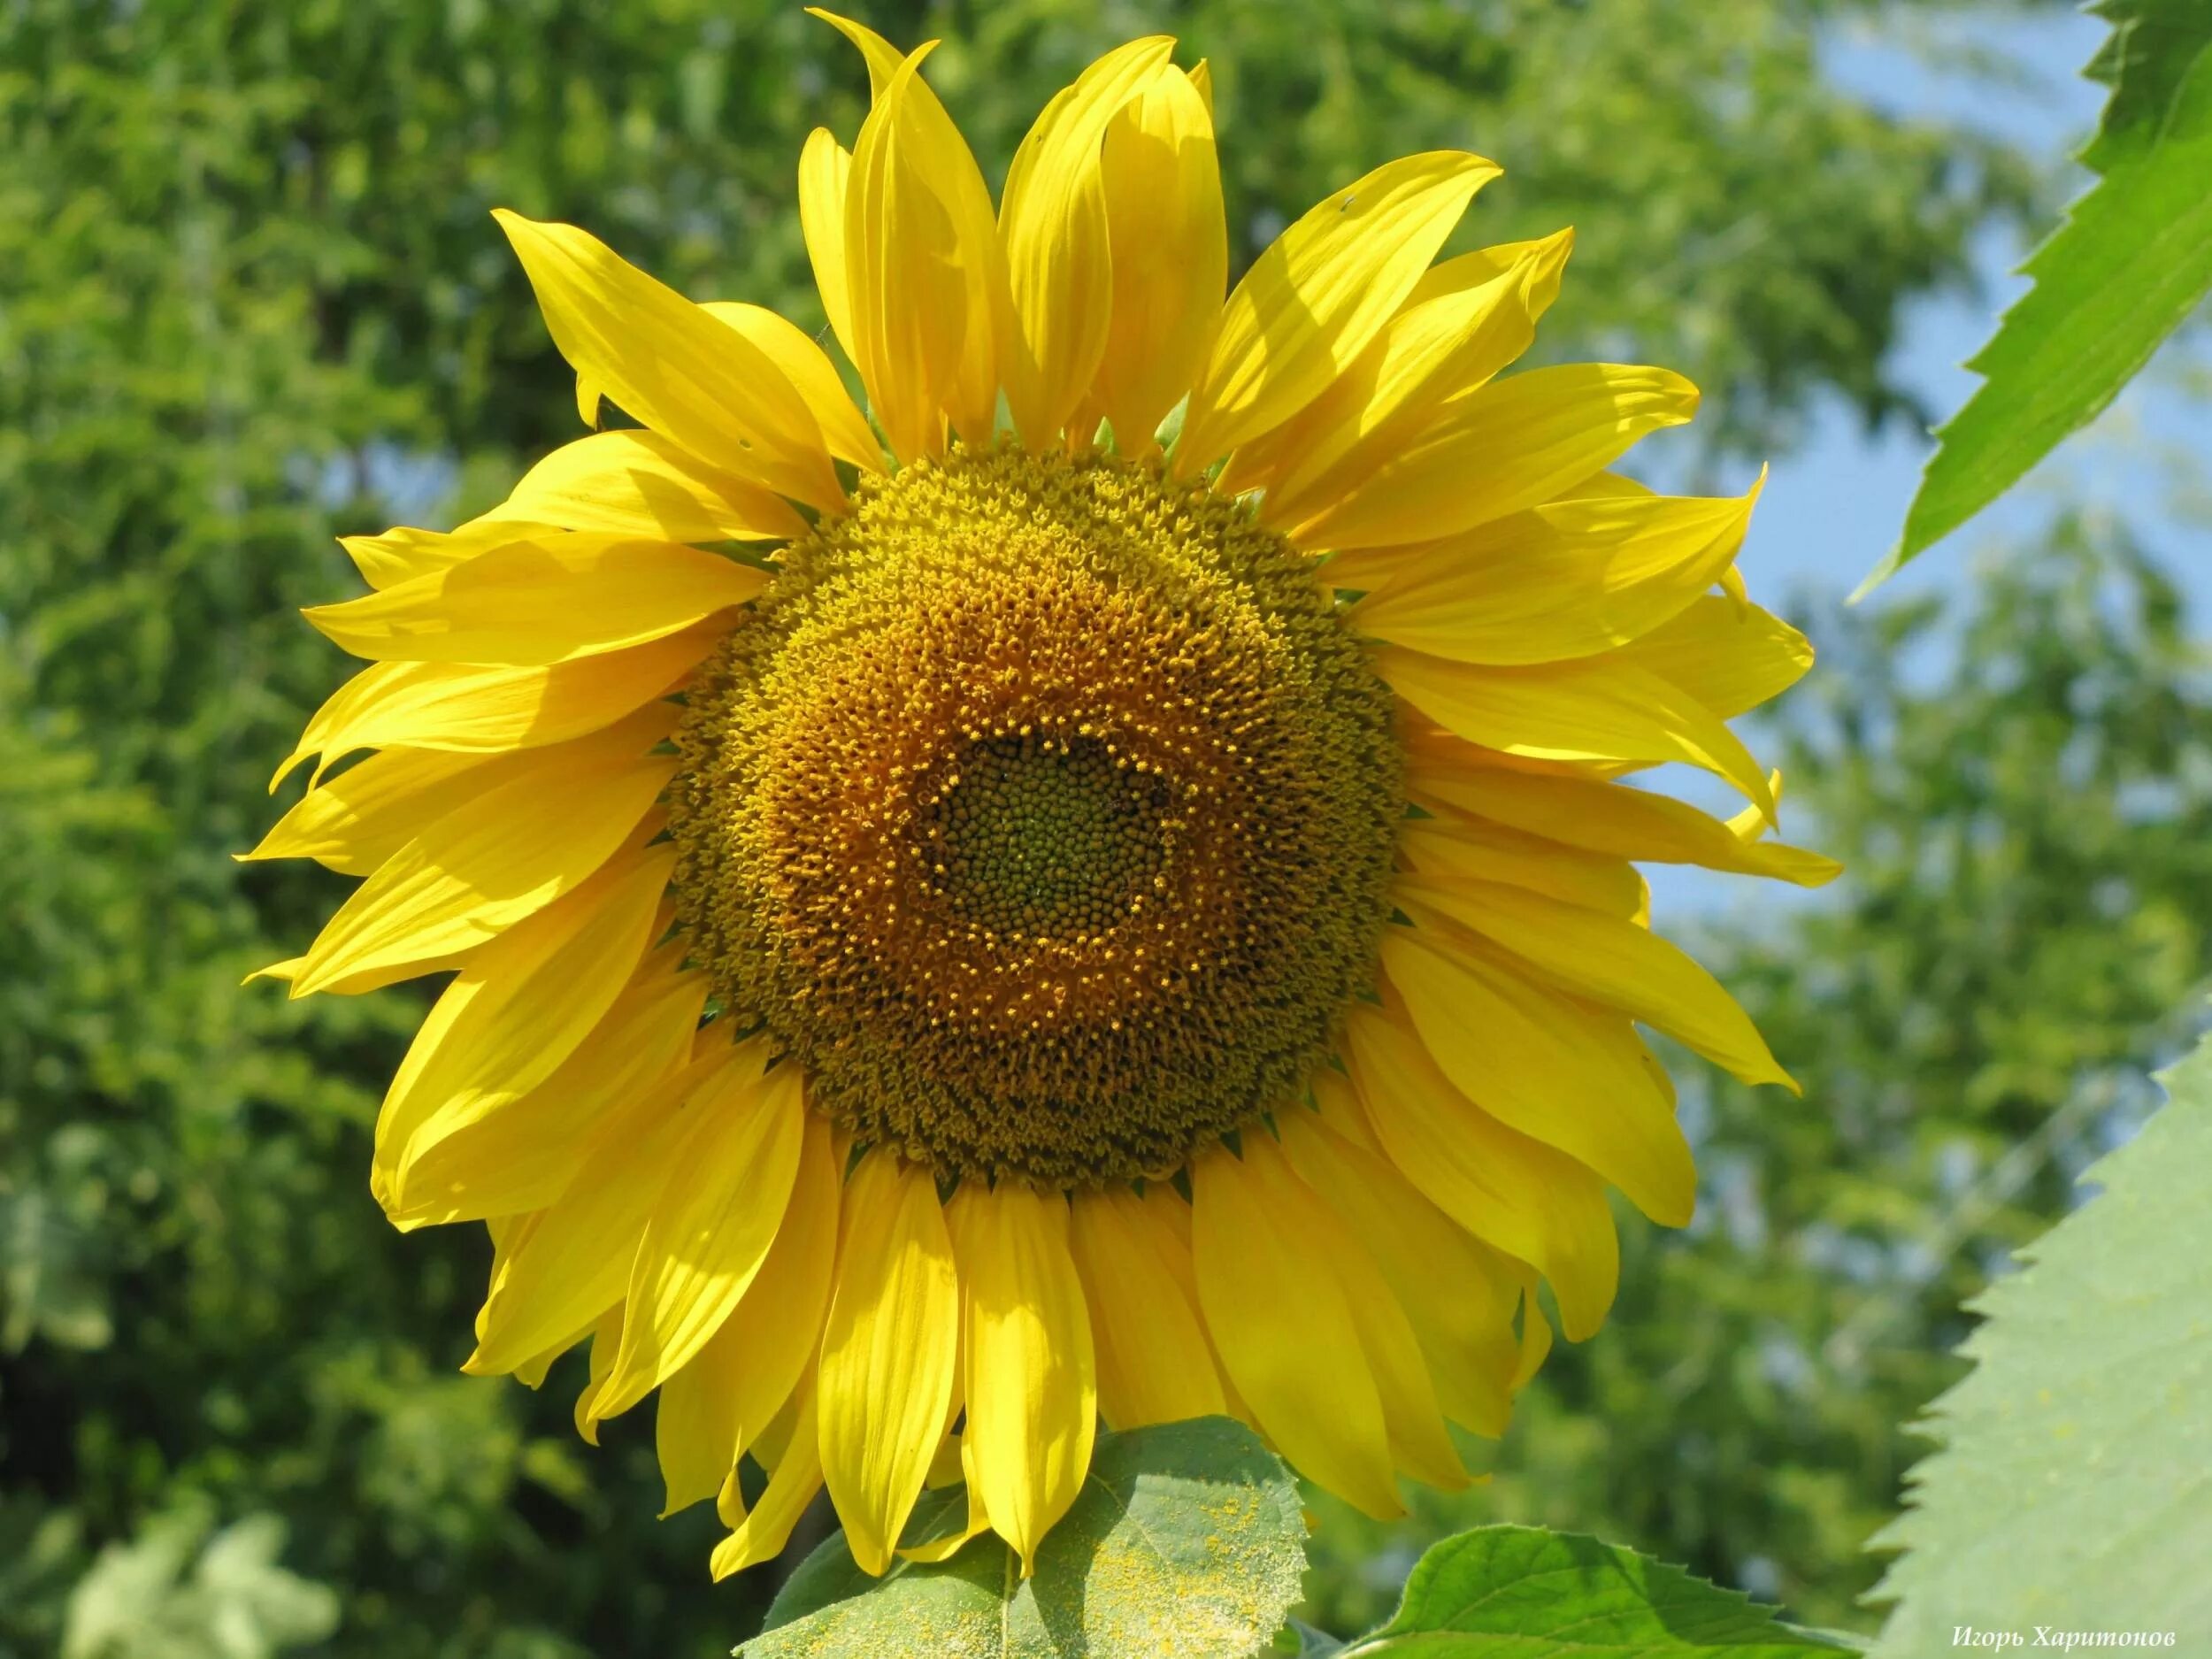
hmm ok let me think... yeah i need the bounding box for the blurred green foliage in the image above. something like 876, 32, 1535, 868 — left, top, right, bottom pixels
0, 1, 2166, 1655
57, 1507, 342, 1659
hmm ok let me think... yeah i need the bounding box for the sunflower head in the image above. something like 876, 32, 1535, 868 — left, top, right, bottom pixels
254, 10, 1832, 1586
670, 444, 1400, 1188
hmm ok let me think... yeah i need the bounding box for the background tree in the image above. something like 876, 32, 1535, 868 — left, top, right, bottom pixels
0, 2, 2105, 1655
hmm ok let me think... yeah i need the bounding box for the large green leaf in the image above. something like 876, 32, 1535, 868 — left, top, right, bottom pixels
1868, 1026, 2212, 1650
1333, 1526, 1854, 1656
740, 1417, 1305, 1659
1865, 0, 2212, 588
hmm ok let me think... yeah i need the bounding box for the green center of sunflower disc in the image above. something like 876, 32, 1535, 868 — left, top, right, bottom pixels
922, 734, 1172, 941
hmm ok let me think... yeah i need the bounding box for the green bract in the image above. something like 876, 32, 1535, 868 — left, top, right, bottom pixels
741, 1418, 1306, 1659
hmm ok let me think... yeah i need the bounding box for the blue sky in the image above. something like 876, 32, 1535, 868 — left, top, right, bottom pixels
1645, 4, 2212, 921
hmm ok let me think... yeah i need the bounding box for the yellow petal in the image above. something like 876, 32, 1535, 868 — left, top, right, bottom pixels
1729, 776, 1778, 839
512, 1306, 595, 1393
246, 747, 490, 873
836, 46, 1006, 459
1264, 1133, 1466, 1491
744, 1375, 810, 1478
1378, 642, 1778, 823
271, 623, 715, 778
1513, 1282, 1554, 1388
898, 1467, 994, 1565
799, 127, 859, 366
571, 1303, 626, 1443
875, 1386, 979, 1562
1177, 151, 1500, 468
1399, 875, 1793, 1093
1601, 594, 1814, 719
1079, 1182, 1258, 1434
1067, 1184, 1225, 1432
303, 532, 764, 666
465, 1039, 766, 1374
1342, 475, 1763, 665
1341, 983, 1619, 1340
925, 1431, 968, 1491
1402, 231, 1575, 316
1189, 1140, 1402, 1518
841, 49, 960, 462
339, 518, 563, 593
1278, 1110, 1523, 1438
477, 428, 810, 542
493, 210, 843, 510
1308, 1062, 1378, 1149
289, 709, 673, 996
1398, 815, 1645, 918
1405, 757, 1839, 887
1088, 63, 1225, 454
813, 12, 1005, 447
387, 943, 706, 1229
943, 1181, 1096, 1575
1251, 230, 1572, 514
999, 37, 1176, 446
653, 1169, 841, 1503
816, 1150, 960, 1576
1399, 695, 1654, 773
590, 1061, 809, 1422
480, 1210, 526, 1316
1382, 902, 1695, 1223
810, 5, 902, 92
656, 1111, 842, 1504
700, 301, 883, 472
475, 1216, 537, 1383
710, 1379, 824, 1581
657, 1347, 739, 1517
1290, 364, 1699, 550
370, 846, 672, 1202
244, 949, 469, 999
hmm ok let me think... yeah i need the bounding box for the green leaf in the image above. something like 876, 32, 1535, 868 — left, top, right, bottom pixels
740, 1417, 1306, 1659
1867, 1025, 2212, 1650
1864, 0, 2212, 590
1333, 1526, 1852, 1656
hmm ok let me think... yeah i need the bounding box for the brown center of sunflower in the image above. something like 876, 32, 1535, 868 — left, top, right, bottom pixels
668, 444, 1401, 1187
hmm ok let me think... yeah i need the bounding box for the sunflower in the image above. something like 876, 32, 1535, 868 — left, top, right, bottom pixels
250, 13, 1836, 1583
